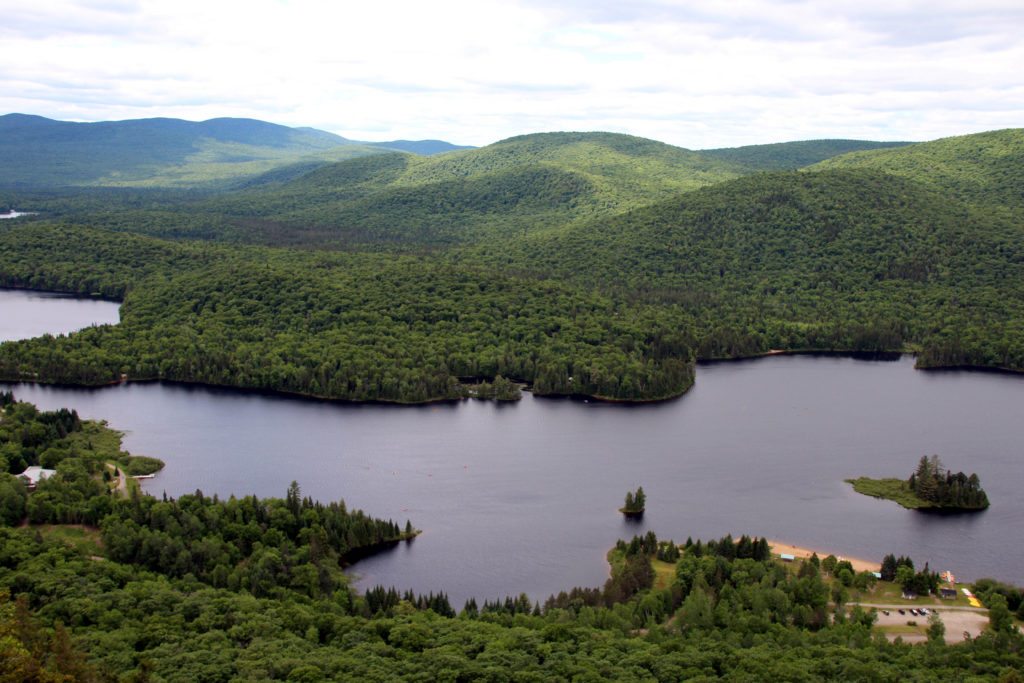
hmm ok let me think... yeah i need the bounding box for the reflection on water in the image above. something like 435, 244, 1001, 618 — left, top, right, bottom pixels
4, 354, 1022, 607
0, 289, 120, 342
3, 288, 1023, 605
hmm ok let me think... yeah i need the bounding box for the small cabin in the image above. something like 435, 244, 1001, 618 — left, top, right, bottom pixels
940, 587, 957, 599
18, 466, 56, 491
779, 553, 795, 562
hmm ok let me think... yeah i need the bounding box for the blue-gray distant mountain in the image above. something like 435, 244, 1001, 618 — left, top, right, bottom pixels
368, 139, 475, 155
699, 139, 915, 171
0, 114, 384, 187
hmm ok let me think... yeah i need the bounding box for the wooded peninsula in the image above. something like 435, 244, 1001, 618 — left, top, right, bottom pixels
1, 125, 1023, 404
848, 455, 990, 511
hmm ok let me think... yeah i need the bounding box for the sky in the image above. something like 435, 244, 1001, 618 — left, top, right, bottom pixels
0, 0, 1021, 148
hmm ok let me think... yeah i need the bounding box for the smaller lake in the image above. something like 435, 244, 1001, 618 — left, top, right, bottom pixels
0, 210, 37, 219
0, 289, 121, 342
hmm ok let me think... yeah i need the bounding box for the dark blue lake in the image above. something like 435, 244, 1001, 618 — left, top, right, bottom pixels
3, 289, 1023, 608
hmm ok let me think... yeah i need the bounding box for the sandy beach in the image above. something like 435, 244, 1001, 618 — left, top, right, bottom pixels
768, 540, 880, 574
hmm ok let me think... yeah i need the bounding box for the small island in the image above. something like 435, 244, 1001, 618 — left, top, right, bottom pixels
847, 455, 989, 511
619, 486, 646, 517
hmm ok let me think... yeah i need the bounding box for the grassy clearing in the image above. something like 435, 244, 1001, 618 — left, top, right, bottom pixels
35, 525, 104, 555
652, 559, 676, 591
846, 477, 932, 509
853, 580, 974, 607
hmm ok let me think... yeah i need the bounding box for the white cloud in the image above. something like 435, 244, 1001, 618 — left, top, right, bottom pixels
0, 0, 1020, 147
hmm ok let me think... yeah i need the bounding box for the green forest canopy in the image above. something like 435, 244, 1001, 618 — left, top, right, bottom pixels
1, 127, 1022, 404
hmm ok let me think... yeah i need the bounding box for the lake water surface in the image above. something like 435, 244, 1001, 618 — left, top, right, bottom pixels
0, 289, 121, 341
2, 289, 1023, 607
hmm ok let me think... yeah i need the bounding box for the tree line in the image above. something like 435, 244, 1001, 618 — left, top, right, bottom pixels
909, 455, 990, 509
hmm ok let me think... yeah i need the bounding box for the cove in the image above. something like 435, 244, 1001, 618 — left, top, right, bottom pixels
0, 288, 121, 342
4, 351, 1023, 608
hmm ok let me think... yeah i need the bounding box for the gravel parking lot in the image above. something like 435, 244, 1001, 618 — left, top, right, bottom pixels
868, 607, 988, 644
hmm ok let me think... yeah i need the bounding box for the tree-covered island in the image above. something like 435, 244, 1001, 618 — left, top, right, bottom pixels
620, 485, 646, 516
847, 455, 990, 511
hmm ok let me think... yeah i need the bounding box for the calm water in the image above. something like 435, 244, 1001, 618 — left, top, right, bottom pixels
0, 289, 121, 341
2, 290, 1023, 607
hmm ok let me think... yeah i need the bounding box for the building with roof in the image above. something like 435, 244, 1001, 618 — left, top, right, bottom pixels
18, 466, 56, 491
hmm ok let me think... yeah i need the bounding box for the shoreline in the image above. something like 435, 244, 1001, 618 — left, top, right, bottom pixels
768, 539, 880, 574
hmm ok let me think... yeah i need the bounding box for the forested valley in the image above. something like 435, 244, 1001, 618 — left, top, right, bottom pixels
2, 122, 1024, 679
2, 128, 1023, 402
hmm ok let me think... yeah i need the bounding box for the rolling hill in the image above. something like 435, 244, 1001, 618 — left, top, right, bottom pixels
198, 131, 747, 246
369, 139, 475, 155
699, 139, 914, 171
1, 126, 1022, 399
0, 114, 385, 188
0, 114, 478, 189
812, 128, 1024, 212
465, 133, 1024, 367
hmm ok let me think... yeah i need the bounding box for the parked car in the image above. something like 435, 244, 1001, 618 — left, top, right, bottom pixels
882, 610, 890, 616
919, 608, 929, 615
909, 608, 919, 616
898, 609, 906, 615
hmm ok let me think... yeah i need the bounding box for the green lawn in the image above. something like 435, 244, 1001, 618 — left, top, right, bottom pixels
854, 579, 972, 607
35, 525, 104, 555
652, 559, 676, 591
846, 477, 932, 509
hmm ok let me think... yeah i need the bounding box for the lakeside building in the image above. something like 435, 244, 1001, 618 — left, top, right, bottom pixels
18, 466, 56, 491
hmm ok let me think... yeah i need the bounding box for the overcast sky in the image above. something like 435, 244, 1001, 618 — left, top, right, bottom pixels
1, 0, 1021, 148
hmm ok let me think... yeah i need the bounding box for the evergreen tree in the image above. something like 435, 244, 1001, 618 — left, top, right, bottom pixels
881, 554, 898, 582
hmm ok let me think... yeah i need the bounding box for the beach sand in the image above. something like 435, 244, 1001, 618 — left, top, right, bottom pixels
768, 540, 880, 574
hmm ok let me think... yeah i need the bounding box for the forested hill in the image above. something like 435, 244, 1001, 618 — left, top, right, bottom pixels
470, 167, 1024, 366
0, 224, 696, 402
0, 114, 385, 188
699, 139, 914, 171
368, 139, 475, 155
1, 127, 1023, 400
812, 128, 1024, 213
194, 131, 747, 246
390, 131, 745, 202
0, 130, 745, 246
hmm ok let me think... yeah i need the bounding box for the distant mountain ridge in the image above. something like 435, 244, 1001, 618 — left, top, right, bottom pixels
200, 130, 747, 246
699, 139, 915, 171
0, 114, 471, 187
368, 139, 475, 155
1, 113, 928, 190
0, 113, 348, 150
